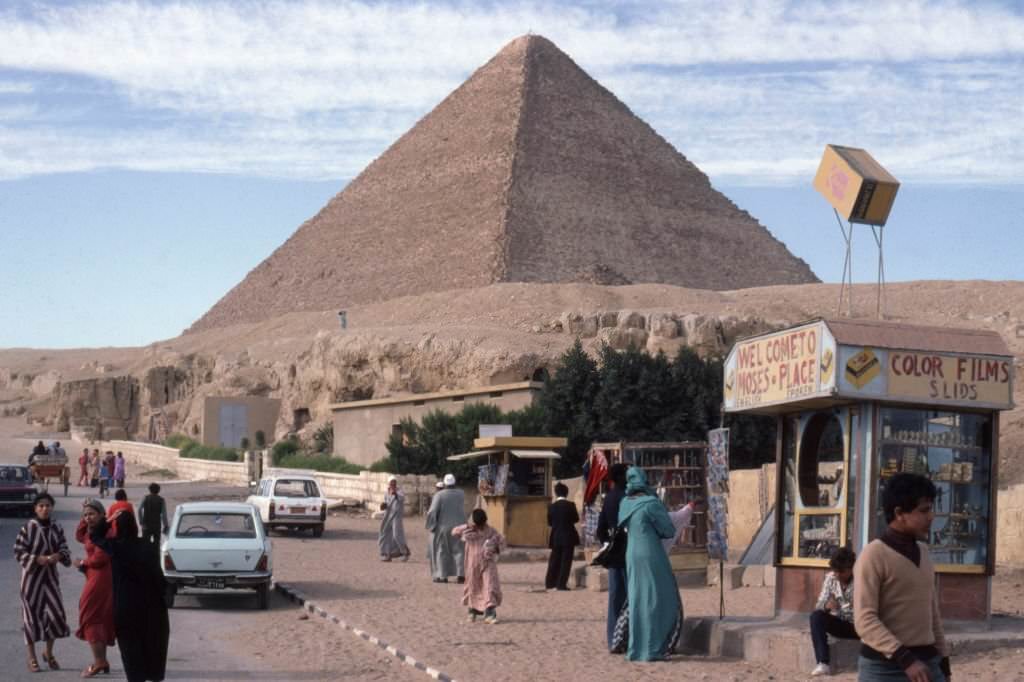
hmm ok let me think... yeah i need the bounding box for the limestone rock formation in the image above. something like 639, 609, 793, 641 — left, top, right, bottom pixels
188, 35, 816, 333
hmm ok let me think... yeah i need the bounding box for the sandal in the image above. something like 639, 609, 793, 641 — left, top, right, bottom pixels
27, 658, 40, 673
44, 653, 60, 670
81, 662, 110, 677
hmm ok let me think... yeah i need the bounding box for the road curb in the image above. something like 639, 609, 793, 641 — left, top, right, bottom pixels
274, 582, 456, 682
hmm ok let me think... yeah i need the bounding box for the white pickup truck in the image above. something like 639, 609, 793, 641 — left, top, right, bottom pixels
246, 474, 327, 537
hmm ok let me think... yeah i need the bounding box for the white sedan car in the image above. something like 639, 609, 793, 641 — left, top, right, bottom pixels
161, 502, 273, 609
246, 474, 327, 537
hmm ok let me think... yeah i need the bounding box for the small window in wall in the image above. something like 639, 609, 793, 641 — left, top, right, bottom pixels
191, 424, 200, 436
293, 408, 311, 431
452, 396, 464, 402
391, 424, 402, 437
413, 400, 425, 406
489, 391, 504, 398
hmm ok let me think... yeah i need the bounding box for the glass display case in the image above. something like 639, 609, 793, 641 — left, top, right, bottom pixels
778, 408, 851, 565
876, 408, 993, 571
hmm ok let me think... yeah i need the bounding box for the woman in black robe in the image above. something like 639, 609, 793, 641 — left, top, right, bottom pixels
96, 510, 170, 681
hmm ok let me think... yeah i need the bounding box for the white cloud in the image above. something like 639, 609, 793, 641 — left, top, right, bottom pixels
0, 0, 1021, 183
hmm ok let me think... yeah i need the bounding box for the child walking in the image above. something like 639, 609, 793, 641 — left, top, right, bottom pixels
452, 509, 505, 624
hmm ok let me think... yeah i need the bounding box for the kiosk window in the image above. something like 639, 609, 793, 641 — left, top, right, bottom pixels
798, 412, 845, 508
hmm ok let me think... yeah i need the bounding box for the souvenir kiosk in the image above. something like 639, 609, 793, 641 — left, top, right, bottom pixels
589, 441, 709, 571
448, 436, 567, 547
723, 319, 1014, 620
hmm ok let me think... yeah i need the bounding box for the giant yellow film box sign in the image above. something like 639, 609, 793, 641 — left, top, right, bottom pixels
813, 145, 900, 226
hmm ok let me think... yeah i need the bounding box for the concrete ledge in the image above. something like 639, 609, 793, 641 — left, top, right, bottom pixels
679, 614, 1024, 675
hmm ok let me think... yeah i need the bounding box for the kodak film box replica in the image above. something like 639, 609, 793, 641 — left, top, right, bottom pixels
813, 145, 900, 226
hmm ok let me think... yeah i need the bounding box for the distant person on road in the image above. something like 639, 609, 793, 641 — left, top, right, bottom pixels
90, 450, 101, 488
78, 448, 91, 486
74, 498, 115, 677
138, 483, 169, 549
52, 441, 66, 459
596, 463, 629, 649
106, 489, 135, 535
103, 451, 116, 492
98, 459, 110, 498
427, 480, 444, 574
426, 473, 466, 583
14, 492, 72, 673
809, 546, 859, 677
114, 452, 126, 489
95, 510, 170, 682
452, 508, 505, 623
545, 481, 580, 591
32, 440, 47, 456
379, 476, 412, 562
616, 467, 683, 661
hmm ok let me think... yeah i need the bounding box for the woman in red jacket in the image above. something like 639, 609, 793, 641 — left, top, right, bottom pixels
74, 498, 115, 677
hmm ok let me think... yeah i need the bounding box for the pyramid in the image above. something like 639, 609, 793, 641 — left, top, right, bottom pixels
189, 35, 817, 333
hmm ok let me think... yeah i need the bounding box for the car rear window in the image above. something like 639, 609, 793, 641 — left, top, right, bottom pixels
0, 466, 30, 482
274, 479, 319, 497
176, 512, 257, 539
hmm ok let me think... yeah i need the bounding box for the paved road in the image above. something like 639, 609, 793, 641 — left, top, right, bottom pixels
0, 480, 329, 681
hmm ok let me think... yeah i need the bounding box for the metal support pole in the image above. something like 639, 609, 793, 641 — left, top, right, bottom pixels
834, 209, 853, 317
719, 559, 725, 619
871, 224, 886, 319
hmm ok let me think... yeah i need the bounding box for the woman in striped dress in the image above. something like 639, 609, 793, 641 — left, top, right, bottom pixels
13, 492, 72, 672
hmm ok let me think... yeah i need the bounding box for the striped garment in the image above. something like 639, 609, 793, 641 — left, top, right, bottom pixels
13, 519, 72, 644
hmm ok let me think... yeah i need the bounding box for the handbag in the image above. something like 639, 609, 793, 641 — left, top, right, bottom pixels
590, 524, 627, 568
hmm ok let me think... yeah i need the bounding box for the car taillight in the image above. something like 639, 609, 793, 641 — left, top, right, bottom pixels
268, 499, 275, 520
255, 553, 268, 571
164, 553, 176, 571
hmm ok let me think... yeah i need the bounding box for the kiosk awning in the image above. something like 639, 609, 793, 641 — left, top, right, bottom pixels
446, 449, 562, 461
447, 449, 502, 462
510, 449, 561, 460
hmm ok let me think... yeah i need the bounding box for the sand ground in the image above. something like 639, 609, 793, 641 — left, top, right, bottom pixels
265, 512, 1024, 681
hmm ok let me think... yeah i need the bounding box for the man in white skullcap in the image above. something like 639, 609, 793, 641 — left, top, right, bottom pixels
426, 473, 466, 583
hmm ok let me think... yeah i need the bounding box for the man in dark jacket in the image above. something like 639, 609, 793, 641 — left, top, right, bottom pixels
545, 482, 580, 591
137, 482, 169, 551
596, 463, 629, 649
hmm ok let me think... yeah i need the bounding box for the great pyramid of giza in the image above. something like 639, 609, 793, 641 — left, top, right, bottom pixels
189, 35, 817, 333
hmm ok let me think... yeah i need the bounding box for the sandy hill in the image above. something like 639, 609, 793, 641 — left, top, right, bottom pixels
188, 35, 816, 333
3, 280, 1023, 483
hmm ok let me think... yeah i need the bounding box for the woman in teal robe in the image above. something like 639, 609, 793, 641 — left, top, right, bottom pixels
618, 467, 683, 661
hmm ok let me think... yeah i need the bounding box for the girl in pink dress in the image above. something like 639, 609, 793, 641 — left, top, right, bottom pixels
452, 509, 505, 624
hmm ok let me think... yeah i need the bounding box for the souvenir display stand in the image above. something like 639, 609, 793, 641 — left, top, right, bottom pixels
589, 441, 709, 572
723, 319, 1013, 620
448, 436, 567, 547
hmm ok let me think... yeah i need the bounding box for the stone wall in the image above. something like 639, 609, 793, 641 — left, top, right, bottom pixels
97, 440, 249, 487
996, 483, 1024, 566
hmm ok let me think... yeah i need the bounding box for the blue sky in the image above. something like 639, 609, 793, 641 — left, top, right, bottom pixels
0, 0, 1021, 349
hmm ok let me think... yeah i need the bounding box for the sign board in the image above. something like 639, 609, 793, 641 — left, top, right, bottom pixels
706, 428, 730, 561
837, 347, 1013, 409
478, 424, 513, 438
724, 321, 836, 411
812, 144, 900, 226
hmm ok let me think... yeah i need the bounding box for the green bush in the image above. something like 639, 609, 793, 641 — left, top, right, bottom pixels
368, 458, 393, 473
163, 433, 192, 449
181, 441, 241, 462
276, 453, 363, 475
312, 422, 334, 454
240, 437, 250, 450
271, 438, 301, 464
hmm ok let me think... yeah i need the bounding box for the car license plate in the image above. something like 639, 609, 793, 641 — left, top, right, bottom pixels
290, 507, 306, 514
196, 577, 226, 589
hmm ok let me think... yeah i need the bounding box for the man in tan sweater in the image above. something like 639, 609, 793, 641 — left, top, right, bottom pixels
854, 473, 950, 681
